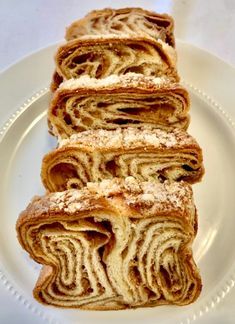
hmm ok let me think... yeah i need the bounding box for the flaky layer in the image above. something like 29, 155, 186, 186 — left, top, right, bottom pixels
51, 36, 178, 91
48, 73, 190, 139
16, 178, 201, 309
41, 127, 204, 192
65, 7, 175, 47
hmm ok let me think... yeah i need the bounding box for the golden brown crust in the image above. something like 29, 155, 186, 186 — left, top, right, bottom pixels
50, 71, 63, 92
41, 127, 204, 192
48, 73, 190, 138
65, 7, 175, 47
16, 178, 201, 309
51, 36, 179, 91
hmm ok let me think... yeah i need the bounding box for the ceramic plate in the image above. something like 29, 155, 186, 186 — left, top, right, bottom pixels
0, 41, 235, 324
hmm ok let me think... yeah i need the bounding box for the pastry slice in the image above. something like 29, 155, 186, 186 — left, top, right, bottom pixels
48, 73, 190, 138
51, 36, 179, 91
65, 7, 175, 47
41, 127, 204, 192
16, 177, 201, 309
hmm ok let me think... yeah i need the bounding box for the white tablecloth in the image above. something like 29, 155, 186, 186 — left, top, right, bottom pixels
0, 1, 235, 323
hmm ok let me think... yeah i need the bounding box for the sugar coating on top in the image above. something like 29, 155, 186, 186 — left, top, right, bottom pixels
58, 73, 172, 91
42, 177, 194, 215
59, 126, 197, 150
78, 33, 141, 40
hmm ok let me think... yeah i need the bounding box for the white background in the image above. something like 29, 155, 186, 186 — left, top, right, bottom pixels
0, 0, 235, 323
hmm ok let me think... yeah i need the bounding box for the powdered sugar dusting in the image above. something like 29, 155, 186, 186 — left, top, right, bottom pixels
38, 177, 194, 217
59, 126, 197, 150
139, 180, 190, 208
78, 33, 138, 40
59, 73, 172, 91
49, 190, 90, 213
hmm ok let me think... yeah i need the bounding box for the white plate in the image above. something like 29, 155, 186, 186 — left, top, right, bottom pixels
0, 41, 235, 324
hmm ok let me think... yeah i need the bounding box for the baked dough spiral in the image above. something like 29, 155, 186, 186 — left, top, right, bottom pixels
48, 73, 190, 139
41, 127, 204, 191
65, 7, 175, 47
16, 178, 201, 309
51, 36, 178, 91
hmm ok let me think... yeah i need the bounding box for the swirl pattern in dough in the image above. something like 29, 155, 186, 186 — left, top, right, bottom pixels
65, 7, 175, 47
16, 177, 201, 309
41, 127, 204, 191
51, 36, 178, 91
48, 73, 190, 139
